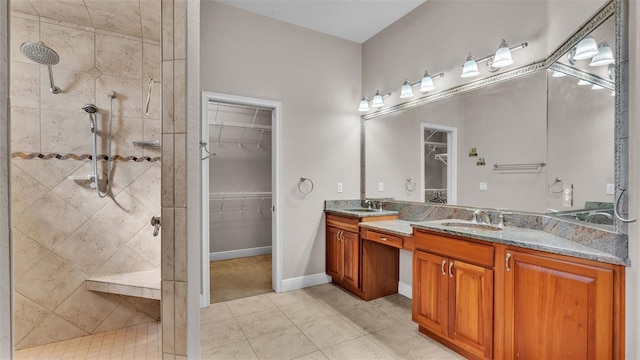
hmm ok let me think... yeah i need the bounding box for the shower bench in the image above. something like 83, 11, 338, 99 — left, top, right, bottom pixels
86, 268, 161, 300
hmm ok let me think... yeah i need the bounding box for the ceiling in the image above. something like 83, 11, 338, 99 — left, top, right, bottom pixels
214, 0, 427, 44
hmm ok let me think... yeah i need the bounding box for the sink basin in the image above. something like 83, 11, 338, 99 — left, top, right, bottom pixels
344, 208, 378, 212
441, 222, 502, 231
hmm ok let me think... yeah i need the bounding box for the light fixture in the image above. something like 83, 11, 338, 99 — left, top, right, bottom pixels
461, 40, 528, 78
359, 90, 391, 111
400, 80, 414, 98
461, 53, 479, 78
491, 39, 514, 68
552, 70, 566, 77
591, 84, 604, 90
611, 91, 615, 96
589, 42, 615, 67
573, 37, 599, 60
398, 71, 445, 98
577, 79, 591, 86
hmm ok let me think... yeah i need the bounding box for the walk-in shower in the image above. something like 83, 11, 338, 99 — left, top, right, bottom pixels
82, 91, 117, 197
19, 41, 61, 94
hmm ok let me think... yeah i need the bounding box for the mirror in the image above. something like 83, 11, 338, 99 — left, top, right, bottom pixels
363, 0, 627, 231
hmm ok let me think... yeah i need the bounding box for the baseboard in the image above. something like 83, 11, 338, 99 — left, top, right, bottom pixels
398, 281, 412, 299
280, 273, 331, 292
209, 246, 272, 261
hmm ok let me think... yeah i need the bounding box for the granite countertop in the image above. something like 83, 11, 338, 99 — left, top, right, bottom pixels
325, 208, 399, 218
359, 220, 414, 237
412, 219, 627, 266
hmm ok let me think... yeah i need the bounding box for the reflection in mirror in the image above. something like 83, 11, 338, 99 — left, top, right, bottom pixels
546, 15, 615, 230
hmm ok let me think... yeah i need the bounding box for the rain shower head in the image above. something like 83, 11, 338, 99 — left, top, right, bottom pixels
82, 104, 98, 114
20, 41, 62, 94
20, 42, 60, 65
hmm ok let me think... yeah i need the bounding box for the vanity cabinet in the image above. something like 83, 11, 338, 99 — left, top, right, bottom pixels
326, 215, 361, 291
413, 231, 494, 360
503, 249, 618, 359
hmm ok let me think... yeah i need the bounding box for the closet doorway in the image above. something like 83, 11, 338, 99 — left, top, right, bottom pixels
421, 123, 457, 205
201, 92, 282, 306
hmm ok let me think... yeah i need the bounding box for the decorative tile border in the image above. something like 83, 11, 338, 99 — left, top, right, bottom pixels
11, 152, 161, 162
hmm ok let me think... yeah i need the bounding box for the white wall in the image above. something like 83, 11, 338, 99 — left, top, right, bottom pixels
200, 2, 362, 280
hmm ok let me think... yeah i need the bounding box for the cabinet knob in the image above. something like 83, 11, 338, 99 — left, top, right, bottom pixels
506, 252, 512, 272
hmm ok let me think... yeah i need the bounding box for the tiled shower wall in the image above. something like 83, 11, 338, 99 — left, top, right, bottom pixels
9, 6, 162, 349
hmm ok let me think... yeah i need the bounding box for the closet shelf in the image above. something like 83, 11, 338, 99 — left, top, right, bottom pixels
209, 191, 272, 200
434, 153, 448, 165
209, 121, 272, 131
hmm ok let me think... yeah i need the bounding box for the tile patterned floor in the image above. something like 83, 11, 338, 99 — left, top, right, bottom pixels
14, 322, 161, 360
15, 283, 465, 359
201, 283, 466, 360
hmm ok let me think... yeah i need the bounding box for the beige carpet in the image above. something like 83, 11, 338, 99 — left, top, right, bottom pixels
210, 254, 272, 303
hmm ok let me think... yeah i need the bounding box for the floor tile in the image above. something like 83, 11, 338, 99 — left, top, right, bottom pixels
280, 299, 337, 327
321, 336, 394, 360
200, 302, 234, 325
367, 324, 442, 359
236, 308, 294, 339
226, 294, 278, 318
266, 288, 316, 308
294, 350, 329, 360
201, 339, 258, 360
248, 326, 318, 360
297, 314, 361, 350
339, 303, 398, 334
200, 317, 246, 352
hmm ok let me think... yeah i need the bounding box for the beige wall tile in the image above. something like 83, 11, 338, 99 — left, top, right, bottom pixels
161, 207, 175, 280
10, 61, 40, 108
173, 134, 186, 207
85, 0, 141, 17
40, 68, 94, 111
96, 75, 142, 118
15, 252, 87, 311
93, 245, 156, 277
173, 60, 186, 134
163, 354, 175, 360
161, 0, 174, 61
143, 43, 161, 84
54, 191, 153, 274
40, 109, 92, 153
40, 21, 95, 72
173, 0, 186, 60
13, 159, 84, 191
144, 79, 163, 120
11, 107, 40, 152
96, 33, 142, 80
173, 207, 187, 281
13, 293, 51, 344
51, 162, 115, 218
16, 312, 87, 350
13, 192, 88, 250
10, 14, 39, 63
90, 10, 142, 38
162, 280, 175, 354
109, 160, 153, 191
120, 295, 161, 320
143, 120, 162, 157
162, 61, 174, 133
27, 0, 93, 28
10, 1, 38, 16
126, 162, 161, 214
53, 283, 120, 333
104, 116, 144, 158
12, 229, 50, 279
174, 281, 187, 355
126, 224, 162, 268
161, 134, 174, 206
142, 20, 161, 43
93, 299, 157, 333
10, 163, 48, 218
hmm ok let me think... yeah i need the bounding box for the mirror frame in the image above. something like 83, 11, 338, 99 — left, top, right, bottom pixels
359, 0, 630, 234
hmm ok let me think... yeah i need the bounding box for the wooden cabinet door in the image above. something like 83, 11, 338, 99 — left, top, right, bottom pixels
449, 260, 494, 359
341, 230, 360, 288
413, 250, 449, 335
504, 250, 614, 360
326, 227, 342, 280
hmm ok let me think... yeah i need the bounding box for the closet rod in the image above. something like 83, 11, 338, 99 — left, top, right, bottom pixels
208, 101, 272, 113
209, 121, 272, 131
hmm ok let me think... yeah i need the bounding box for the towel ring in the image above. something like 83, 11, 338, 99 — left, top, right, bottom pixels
405, 177, 416, 192
547, 177, 563, 194
298, 177, 314, 195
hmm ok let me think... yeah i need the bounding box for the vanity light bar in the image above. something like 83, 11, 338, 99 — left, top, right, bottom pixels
461, 41, 528, 77
359, 90, 392, 112
400, 72, 445, 99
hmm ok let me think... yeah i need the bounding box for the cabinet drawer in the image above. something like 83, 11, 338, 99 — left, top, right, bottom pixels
415, 230, 494, 268
361, 229, 403, 249
326, 214, 359, 232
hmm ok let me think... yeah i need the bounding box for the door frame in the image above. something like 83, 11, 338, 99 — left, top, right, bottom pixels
200, 91, 282, 307
420, 123, 457, 204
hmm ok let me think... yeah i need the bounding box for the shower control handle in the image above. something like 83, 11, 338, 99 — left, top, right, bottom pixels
151, 216, 161, 237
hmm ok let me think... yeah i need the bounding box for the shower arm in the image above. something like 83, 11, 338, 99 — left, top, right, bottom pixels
47, 65, 61, 94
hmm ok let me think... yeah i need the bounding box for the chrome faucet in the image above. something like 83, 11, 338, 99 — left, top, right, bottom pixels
364, 200, 374, 210
497, 211, 512, 229
377, 201, 384, 212
473, 209, 491, 225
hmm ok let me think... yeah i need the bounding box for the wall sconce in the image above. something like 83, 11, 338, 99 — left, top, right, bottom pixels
400, 71, 445, 98
359, 90, 391, 112
568, 37, 612, 65
460, 39, 528, 78
589, 41, 614, 67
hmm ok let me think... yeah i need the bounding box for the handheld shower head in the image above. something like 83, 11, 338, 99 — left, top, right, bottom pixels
82, 104, 98, 114
20, 41, 62, 94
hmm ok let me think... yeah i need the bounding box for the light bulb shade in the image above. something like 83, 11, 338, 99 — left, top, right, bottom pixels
461, 54, 479, 78
358, 98, 369, 112
372, 91, 384, 107
591, 84, 604, 90
400, 80, 414, 98
573, 37, 599, 60
492, 40, 514, 68
589, 43, 614, 67
552, 70, 566, 77
419, 73, 435, 92
577, 79, 591, 86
